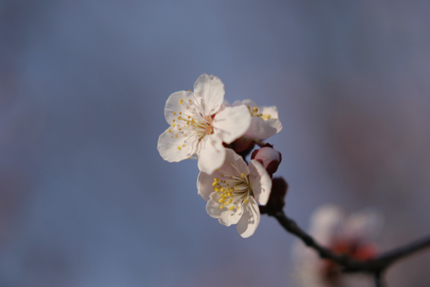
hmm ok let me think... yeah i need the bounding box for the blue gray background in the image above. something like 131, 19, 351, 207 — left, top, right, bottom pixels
1, 1, 430, 286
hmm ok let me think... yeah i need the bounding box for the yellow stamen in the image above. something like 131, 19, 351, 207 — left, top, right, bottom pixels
177, 146, 181, 150
172, 123, 176, 127
179, 98, 183, 104
168, 129, 172, 133
229, 206, 234, 211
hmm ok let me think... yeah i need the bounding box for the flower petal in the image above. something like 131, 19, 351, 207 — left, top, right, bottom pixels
232, 99, 258, 108
213, 105, 251, 144
197, 134, 226, 174
245, 117, 278, 139
236, 197, 260, 238
157, 128, 197, 162
260, 106, 279, 120
197, 169, 223, 201
219, 205, 243, 227
193, 74, 224, 116
249, 159, 272, 205
206, 192, 223, 219
222, 148, 250, 176
309, 205, 344, 245
206, 192, 244, 226
164, 90, 194, 125
345, 209, 384, 241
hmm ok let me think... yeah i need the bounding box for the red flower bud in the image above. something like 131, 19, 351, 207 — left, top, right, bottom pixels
251, 146, 282, 176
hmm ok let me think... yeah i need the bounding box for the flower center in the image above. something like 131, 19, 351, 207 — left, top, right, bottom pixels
168, 96, 215, 152
211, 164, 252, 211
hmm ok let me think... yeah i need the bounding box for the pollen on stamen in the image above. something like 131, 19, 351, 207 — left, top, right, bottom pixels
188, 89, 191, 92
220, 205, 224, 209
241, 173, 246, 179
175, 134, 178, 138
168, 129, 172, 133
177, 146, 181, 150
174, 112, 176, 115
172, 123, 176, 127
229, 206, 234, 211
253, 107, 258, 112
179, 98, 183, 104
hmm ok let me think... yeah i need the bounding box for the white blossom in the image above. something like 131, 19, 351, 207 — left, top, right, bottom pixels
233, 99, 282, 140
157, 74, 251, 174
293, 205, 383, 287
197, 148, 272, 238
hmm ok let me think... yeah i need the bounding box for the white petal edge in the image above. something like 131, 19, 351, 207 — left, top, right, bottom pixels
213, 105, 251, 144
249, 159, 272, 205
164, 90, 194, 125
157, 128, 197, 162
245, 117, 278, 139
236, 197, 260, 238
197, 134, 225, 174
193, 74, 224, 116
197, 168, 224, 201
206, 192, 224, 219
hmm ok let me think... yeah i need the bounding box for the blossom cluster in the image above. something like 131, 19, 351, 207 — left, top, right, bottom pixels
157, 74, 283, 237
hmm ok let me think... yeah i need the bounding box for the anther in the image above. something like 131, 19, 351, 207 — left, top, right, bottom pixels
229, 206, 234, 211
177, 146, 181, 150
179, 98, 183, 104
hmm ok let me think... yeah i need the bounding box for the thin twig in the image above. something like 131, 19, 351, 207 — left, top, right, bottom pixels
270, 210, 430, 274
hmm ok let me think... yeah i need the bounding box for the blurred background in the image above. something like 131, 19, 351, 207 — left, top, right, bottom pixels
1, 0, 430, 286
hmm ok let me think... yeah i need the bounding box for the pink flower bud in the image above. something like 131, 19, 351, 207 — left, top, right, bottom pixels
251, 145, 282, 176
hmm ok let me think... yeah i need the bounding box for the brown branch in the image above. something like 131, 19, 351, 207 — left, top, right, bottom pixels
268, 210, 430, 274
